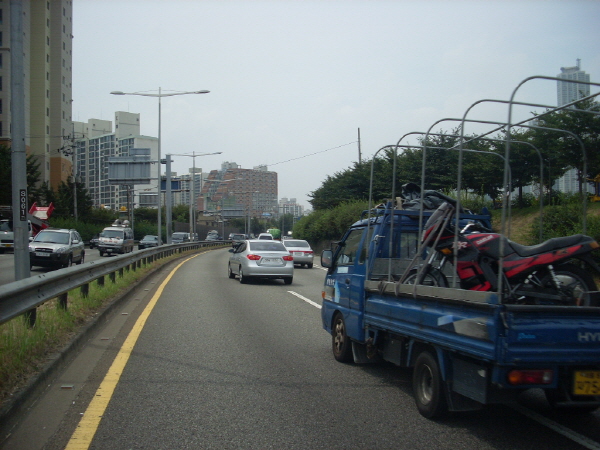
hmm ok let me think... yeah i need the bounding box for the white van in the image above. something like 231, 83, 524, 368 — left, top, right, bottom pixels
97, 221, 134, 256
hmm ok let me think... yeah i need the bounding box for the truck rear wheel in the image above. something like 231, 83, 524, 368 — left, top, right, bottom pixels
413, 351, 447, 418
332, 313, 353, 363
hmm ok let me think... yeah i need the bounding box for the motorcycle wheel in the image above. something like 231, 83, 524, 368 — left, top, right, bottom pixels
403, 267, 448, 287
540, 263, 599, 307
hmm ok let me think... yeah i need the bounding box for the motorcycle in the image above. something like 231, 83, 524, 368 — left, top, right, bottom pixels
403, 201, 600, 306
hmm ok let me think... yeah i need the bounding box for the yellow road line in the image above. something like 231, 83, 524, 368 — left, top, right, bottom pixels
65, 255, 199, 450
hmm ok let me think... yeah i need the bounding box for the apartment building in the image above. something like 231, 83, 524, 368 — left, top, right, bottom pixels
74, 112, 158, 210
199, 162, 278, 219
0, 1, 73, 189
279, 197, 304, 217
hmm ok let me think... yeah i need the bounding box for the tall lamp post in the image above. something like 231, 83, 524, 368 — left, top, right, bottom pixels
170, 151, 222, 240
110, 88, 210, 245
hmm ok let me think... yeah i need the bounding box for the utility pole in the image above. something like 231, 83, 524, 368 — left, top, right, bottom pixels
358, 128, 362, 164
10, 1, 30, 281
165, 154, 172, 244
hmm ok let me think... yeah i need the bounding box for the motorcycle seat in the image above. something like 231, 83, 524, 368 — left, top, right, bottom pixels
508, 234, 591, 257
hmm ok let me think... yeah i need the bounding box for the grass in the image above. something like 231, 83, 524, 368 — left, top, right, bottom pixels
0, 250, 195, 408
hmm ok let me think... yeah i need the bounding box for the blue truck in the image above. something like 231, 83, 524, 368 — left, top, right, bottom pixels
320, 201, 600, 418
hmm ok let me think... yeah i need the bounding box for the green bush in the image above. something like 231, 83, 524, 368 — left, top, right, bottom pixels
48, 217, 105, 242
510, 192, 536, 209
529, 202, 600, 242
293, 200, 368, 245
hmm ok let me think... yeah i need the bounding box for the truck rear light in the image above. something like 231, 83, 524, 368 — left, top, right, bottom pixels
282, 255, 293, 261
507, 369, 553, 385
246, 254, 261, 260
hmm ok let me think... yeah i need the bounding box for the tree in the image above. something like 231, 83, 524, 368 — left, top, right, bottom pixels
52, 180, 94, 220
172, 204, 189, 224
134, 207, 159, 224
0, 144, 43, 207
532, 99, 600, 195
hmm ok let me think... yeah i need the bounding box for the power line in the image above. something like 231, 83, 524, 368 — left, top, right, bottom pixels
264, 141, 358, 167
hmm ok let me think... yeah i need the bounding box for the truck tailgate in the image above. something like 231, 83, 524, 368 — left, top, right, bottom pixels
501, 305, 600, 365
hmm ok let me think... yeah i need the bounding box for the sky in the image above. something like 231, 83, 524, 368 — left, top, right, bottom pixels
72, 0, 600, 209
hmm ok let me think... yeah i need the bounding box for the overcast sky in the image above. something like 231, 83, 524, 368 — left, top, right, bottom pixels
72, 0, 600, 208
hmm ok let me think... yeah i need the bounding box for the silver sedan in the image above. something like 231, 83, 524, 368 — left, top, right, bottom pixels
228, 240, 294, 284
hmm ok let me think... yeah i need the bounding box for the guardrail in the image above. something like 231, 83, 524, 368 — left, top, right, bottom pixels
0, 241, 226, 327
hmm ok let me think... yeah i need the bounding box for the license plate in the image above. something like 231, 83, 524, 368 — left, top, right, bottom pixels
293, 252, 303, 256
260, 258, 281, 264
35, 252, 50, 257
573, 370, 600, 396
106, 249, 112, 253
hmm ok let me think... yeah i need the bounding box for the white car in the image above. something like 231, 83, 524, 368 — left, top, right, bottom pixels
282, 239, 314, 268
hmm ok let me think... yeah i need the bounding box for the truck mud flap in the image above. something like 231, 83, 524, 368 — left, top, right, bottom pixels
351, 341, 380, 364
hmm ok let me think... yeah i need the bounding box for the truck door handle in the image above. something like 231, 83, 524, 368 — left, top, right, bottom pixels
345, 278, 351, 285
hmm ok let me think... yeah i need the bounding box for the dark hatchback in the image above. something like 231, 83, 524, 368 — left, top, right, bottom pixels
138, 235, 159, 249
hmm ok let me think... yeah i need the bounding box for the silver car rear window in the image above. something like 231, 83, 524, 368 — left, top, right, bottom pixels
284, 240, 309, 248
249, 242, 286, 252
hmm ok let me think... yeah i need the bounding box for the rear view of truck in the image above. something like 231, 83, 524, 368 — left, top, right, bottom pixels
320, 200, 600, 418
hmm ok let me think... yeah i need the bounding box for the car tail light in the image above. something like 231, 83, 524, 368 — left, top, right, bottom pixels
282, 255, 293, 261
246, 254, 261, 260
507, 369, 553, 385
304, 251, 314, 255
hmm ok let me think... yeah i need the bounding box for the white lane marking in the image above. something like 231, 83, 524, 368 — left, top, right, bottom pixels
288, 291, 321, 309
510, 404, 600, 449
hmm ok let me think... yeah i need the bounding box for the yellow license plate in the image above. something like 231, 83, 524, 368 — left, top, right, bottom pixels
573, 371, 600, 396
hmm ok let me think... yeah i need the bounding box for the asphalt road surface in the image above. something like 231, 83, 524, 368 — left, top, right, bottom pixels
2, 248, 600, 449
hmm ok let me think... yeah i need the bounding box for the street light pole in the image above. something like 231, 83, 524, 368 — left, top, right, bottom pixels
110, 88, 210, 245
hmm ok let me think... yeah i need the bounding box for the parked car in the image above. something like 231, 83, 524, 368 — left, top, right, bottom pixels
171, 232, 190, 243
138, 235, 159, 250
282, 239, 314, 268
29, 228, 85, 269
257, 233, 273, 240
228, 239, 294, 284
89, 233, 100, 249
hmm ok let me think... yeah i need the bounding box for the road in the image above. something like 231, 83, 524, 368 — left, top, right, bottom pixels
0, 246, 123, 286
1, 248, 600, 449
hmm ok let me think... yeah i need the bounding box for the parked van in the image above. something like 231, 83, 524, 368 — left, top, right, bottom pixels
97, 220, 134, 256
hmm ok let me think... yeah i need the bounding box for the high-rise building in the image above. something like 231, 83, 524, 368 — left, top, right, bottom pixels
557, 59, 590, 106
279, 197, 304, 217
74, 112, 159, 211
199, 162, 278, 220
0, 1, 73, 190
554, 60, 593, 194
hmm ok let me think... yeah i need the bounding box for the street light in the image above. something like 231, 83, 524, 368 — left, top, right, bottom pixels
110, 88, 210, 245
170, 151, 222, 240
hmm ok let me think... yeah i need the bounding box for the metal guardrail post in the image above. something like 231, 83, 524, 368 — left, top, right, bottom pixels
58, 293, 68, 310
